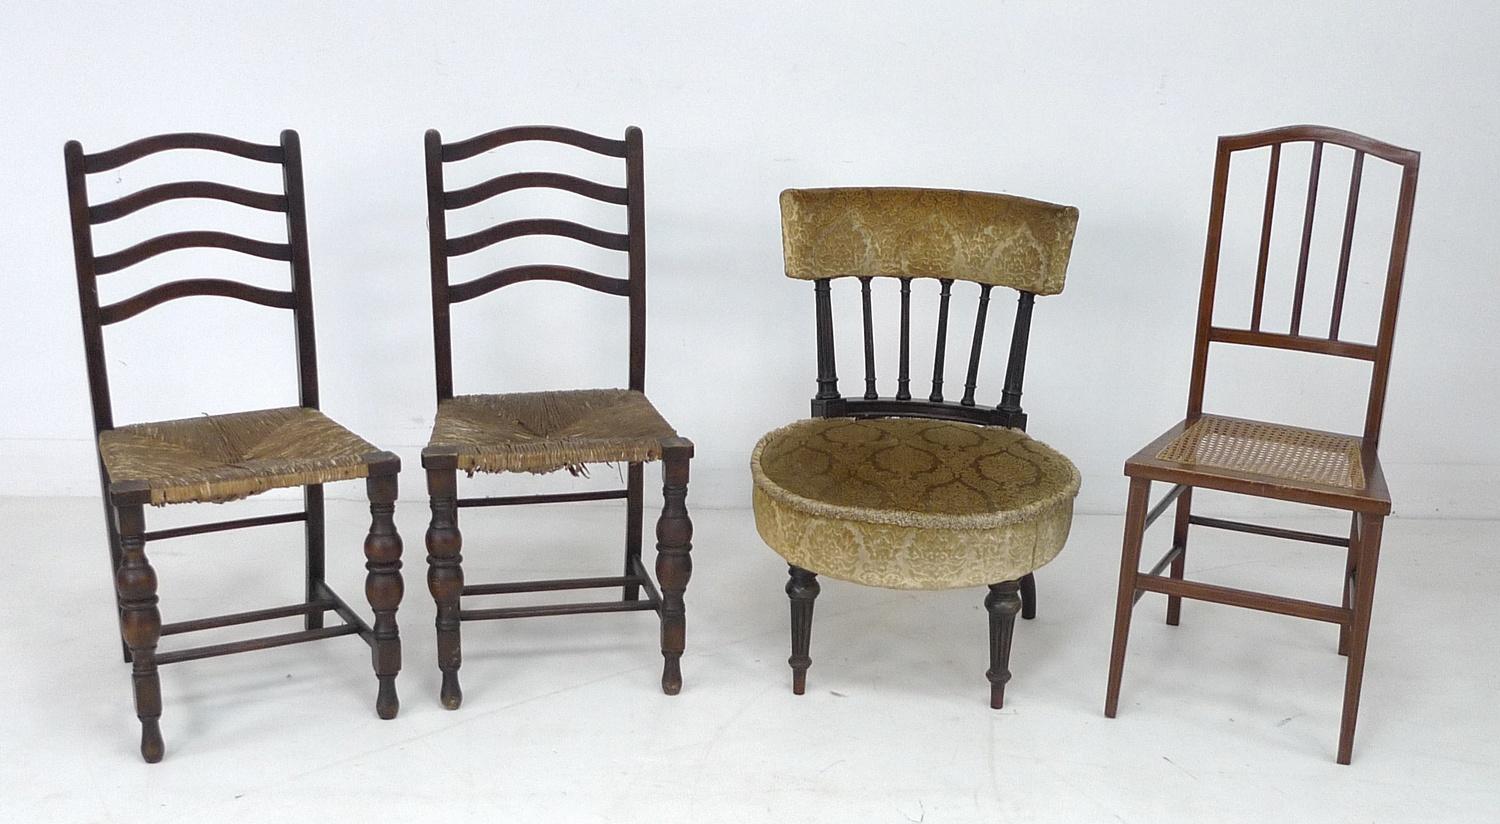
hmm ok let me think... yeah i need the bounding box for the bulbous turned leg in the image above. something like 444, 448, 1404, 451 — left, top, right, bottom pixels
364, 469, 403, 720
985, 580, 1023, 710
115, 499, 164, 762
1019, 572, 1037, 620
425, 466, 464, 709
654, 439, 694, 695
786, 565, 820, 695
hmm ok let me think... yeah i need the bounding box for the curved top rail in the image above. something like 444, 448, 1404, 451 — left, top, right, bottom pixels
89, 181, 288, 223
438, 125, 629, 162
79, 133, 284, 173
1218, 125, 1419, 166
445, 171, 629, 210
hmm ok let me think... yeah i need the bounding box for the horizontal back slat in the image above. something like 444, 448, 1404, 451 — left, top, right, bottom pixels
1208, 326, 1378, 361
448, 264, 630, 303
441, 125, 628, 162
93, 230, 292, 275
98, 278, 296, 324
90, 181, 287, 223
445, 218, 629, 257
445, 171, 627, 209
82, 133, 284, 173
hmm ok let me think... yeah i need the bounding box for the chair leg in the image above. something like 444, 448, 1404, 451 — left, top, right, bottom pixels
786, 565, 820, 695
1018, 572, 1037, 620
425, 467, 464, 709
623, 462, 644, 601
304, 484, 326, 630
1338, 512, 1358, 656
364, 472, 403, 720
115, 501, 164, 763
985, 580, 1023, 709
1104, 477, 1152, 718
1338, 513, 1383, 765
1166, 487, 1193, 626
654, 440, 694, 695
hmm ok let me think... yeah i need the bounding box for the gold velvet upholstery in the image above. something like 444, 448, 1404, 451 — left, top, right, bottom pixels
426, 388, 678, 476
751, 418, 1080, 589
779, 187, 1079, 294
99, 406, 380, 506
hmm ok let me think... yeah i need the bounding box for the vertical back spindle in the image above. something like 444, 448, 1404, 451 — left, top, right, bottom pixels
961, 283, 993, 406
1290, 140, 1324, 335
896, 277, 912, 400
1250, 144, 1281, 331
814, 279, 839, 401
860, 277, 876, 399
1329, 150, 1365, 340
998, 292, 1035, 427
929, 278, 953, 402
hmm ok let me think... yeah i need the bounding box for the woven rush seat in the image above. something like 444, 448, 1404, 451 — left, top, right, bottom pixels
427, 388, 678, 475
752, 417, 1080, 590
1154, 415, 1366, 490
98, 406, 381, 506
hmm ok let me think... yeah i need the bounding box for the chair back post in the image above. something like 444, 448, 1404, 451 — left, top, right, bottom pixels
810, 278, 842, 416
625, 126, 647, 392
1362, 159, 1420, 446
64, 140, 114, 436
279, 129, 320, 409
1185, 140, 1235, 421
424, 128, 455, 401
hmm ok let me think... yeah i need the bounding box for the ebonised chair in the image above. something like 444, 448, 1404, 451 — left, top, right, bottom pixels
64, 131, 404, 762
1103, 125, 1421, 764
752, 187, 1080, 707
421, 125, 693, 707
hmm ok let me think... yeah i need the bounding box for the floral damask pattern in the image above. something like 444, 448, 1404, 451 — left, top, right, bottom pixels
779, 187, 1079, 294
751, 418, 1080, 590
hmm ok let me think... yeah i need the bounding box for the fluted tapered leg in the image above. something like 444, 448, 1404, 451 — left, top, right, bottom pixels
364, 471, 403, 719
1018, 572, 1037, 620
654, 439, 694, 695
425, 466, 463, 709
786, 565, 820, 695
115, 500, 163, 762
985, 580, 1022, 709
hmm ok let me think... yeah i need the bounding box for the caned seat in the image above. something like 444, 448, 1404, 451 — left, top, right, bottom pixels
100, 407, 383, 505
752, 418, 1079, 590
427, 389, 677, 476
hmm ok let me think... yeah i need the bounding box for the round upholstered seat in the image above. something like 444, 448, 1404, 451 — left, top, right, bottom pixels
751, 417, 1080, 590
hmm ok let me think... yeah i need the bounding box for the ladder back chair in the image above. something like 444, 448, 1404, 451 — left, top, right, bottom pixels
422, 125, 693, 707
752, 187, 1081, 707
1103, 125, 1420, 764
64, 131, 404, 763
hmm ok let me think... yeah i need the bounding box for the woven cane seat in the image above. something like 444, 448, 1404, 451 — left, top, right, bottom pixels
751, 417, 1080, 590
427, 388, 678, 475
98, 406, 381, 506
1155, 415, 1366, 489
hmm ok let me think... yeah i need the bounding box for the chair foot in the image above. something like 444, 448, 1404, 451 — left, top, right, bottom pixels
376, 675, 399, 720
440, 671, 463, 710
139, 717, 164, 763
1019, 572, 1037, 620
986, 581, 1022, 709
787, 565, 819, 695
661, 657, 683, 695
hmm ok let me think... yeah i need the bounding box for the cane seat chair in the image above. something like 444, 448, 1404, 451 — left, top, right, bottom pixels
753, 187, 1081, 707
1103, 125, 1421, 764
421, 125, 694, 707
64, 131, 405, 763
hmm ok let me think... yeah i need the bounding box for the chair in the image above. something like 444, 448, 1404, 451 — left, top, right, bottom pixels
421, 125, 694, 706
1102, 125, 1421, 764
752, 187, 1081, 707
63, 131, 404, 762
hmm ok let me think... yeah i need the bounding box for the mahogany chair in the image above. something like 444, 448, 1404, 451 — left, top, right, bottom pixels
1103, 125, 1421, 764
64, 131, 404, 762
421, 125, 693, 707
752, 187, 1081, 707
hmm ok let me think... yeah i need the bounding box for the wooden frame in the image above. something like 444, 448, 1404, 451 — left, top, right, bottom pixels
64, 131, 404, 762
420, 125, 694, 706
1103, 124, 1421, 764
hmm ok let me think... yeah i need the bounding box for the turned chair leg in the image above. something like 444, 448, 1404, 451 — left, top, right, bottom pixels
1166, 487, 1192, 626
1019, 572, 1037, 620
364, 472, 403, 720
1338, 513, 1383, 765
114, 500, 164, 762
304, 484, 326, 630
985, 580, 1023, 709
786, 565, 820, 694
623, 462, 644, 601
1105, 477, 1151, 718
425, 466, 464, 709
654, 439, 694, 695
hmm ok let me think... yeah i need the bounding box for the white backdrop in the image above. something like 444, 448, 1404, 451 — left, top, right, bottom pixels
2, 2, 1496, 518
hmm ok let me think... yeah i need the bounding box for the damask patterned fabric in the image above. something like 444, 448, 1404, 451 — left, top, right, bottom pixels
779, 187, 1079, 294
751, 417, 1080, 590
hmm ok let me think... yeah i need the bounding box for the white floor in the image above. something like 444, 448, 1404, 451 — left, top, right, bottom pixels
1, 495, 1495, 823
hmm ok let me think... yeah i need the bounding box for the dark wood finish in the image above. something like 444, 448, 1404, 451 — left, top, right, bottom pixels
985, 580, 1022, 709
961, 283, 993, 407
786, 565, 820, 695
364, 473, 403, 720
1018, 572, 1037, 621
421, 125, 693, 701
64, 131, 403, 761
929, 279, 953, 402
1105, 125, 1421, 764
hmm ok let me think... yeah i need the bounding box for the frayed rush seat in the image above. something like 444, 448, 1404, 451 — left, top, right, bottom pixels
99, 406, 385, 506
425, 388, 678, 475
752, 417, 1080, 590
